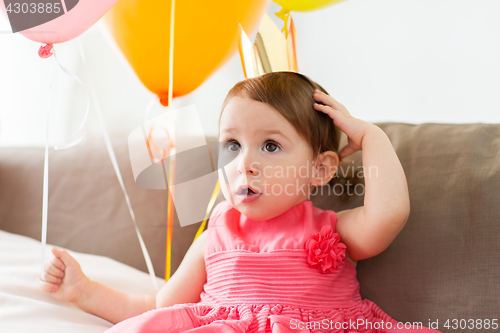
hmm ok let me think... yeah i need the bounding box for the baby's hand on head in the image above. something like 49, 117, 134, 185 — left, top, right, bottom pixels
39, 247, 90, 305
313, 89, 379, 160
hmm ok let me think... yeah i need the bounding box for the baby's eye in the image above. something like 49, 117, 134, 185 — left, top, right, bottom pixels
224, 139, 240, 152
264, 140, 281, 153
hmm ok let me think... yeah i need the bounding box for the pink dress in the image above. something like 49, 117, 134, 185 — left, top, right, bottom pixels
105, 200, 442, 333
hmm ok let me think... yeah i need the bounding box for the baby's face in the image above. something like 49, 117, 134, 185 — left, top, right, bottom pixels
218, 96, 316, 221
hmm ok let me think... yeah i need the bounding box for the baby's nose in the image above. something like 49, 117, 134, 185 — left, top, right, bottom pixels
237, 153, 259, 175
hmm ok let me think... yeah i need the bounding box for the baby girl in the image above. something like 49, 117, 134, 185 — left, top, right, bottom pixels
40, 71, 442, 332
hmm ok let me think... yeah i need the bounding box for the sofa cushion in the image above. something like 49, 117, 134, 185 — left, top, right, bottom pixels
0, 135, 220, 280
312, 122, 500, 325
1, 122, 499, 324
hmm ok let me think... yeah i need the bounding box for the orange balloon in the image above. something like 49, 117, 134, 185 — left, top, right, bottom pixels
104, 0, 268, 106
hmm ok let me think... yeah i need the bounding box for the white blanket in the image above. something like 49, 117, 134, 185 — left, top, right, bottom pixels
0, 230, 165, 333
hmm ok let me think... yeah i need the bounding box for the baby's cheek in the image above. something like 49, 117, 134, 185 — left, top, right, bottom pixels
264, 179, 288, 197
289, 177, 311, 197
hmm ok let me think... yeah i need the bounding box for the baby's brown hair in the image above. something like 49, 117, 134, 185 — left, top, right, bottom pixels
219, 71, 341, 161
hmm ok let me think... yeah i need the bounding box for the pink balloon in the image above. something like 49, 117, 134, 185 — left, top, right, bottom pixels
0, 0, 118, 44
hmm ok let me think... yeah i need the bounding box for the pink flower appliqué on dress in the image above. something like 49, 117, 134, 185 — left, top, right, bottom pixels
304, 224, 347, 273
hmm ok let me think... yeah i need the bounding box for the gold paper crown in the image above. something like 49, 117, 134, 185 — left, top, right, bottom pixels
238, 13, 298, 79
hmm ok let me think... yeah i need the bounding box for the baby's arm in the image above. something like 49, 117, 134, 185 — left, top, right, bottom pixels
313, 90, 410, 261
40, 230, 208, 324
155, 229, 207, 308
336, 126, 410, 260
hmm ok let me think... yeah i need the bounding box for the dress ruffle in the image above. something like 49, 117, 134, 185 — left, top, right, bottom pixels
107, 299, 412, 333
192, 299, 404, 333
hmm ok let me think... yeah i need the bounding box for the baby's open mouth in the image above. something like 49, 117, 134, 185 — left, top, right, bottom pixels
236, 185, 260, 196
241, 188, 256, 195
235, 185, 262, 203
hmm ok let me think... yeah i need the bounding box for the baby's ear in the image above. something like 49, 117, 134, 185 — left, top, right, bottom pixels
311, 151, 339, 186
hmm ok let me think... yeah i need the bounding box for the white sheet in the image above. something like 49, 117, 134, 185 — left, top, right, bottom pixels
0, 230, 166, 333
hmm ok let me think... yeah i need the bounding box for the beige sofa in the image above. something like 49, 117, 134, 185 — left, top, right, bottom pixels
1, 122, 499, 332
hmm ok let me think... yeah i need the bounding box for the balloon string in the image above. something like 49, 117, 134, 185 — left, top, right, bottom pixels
40, 56, 53, 276
76, 38, 159, 291
193, 180, 221, 242
275, 7, 290, 38
38, 44, 89, 276
168, 0, 175, 109
164, 0, 176, 282
165, 154, 175, 281
50, 45, 89, 150
147, 123, 175, 163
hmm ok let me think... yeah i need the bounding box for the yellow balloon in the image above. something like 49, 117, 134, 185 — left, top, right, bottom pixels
104, 0, 268, 106
273, 0, 346, 12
